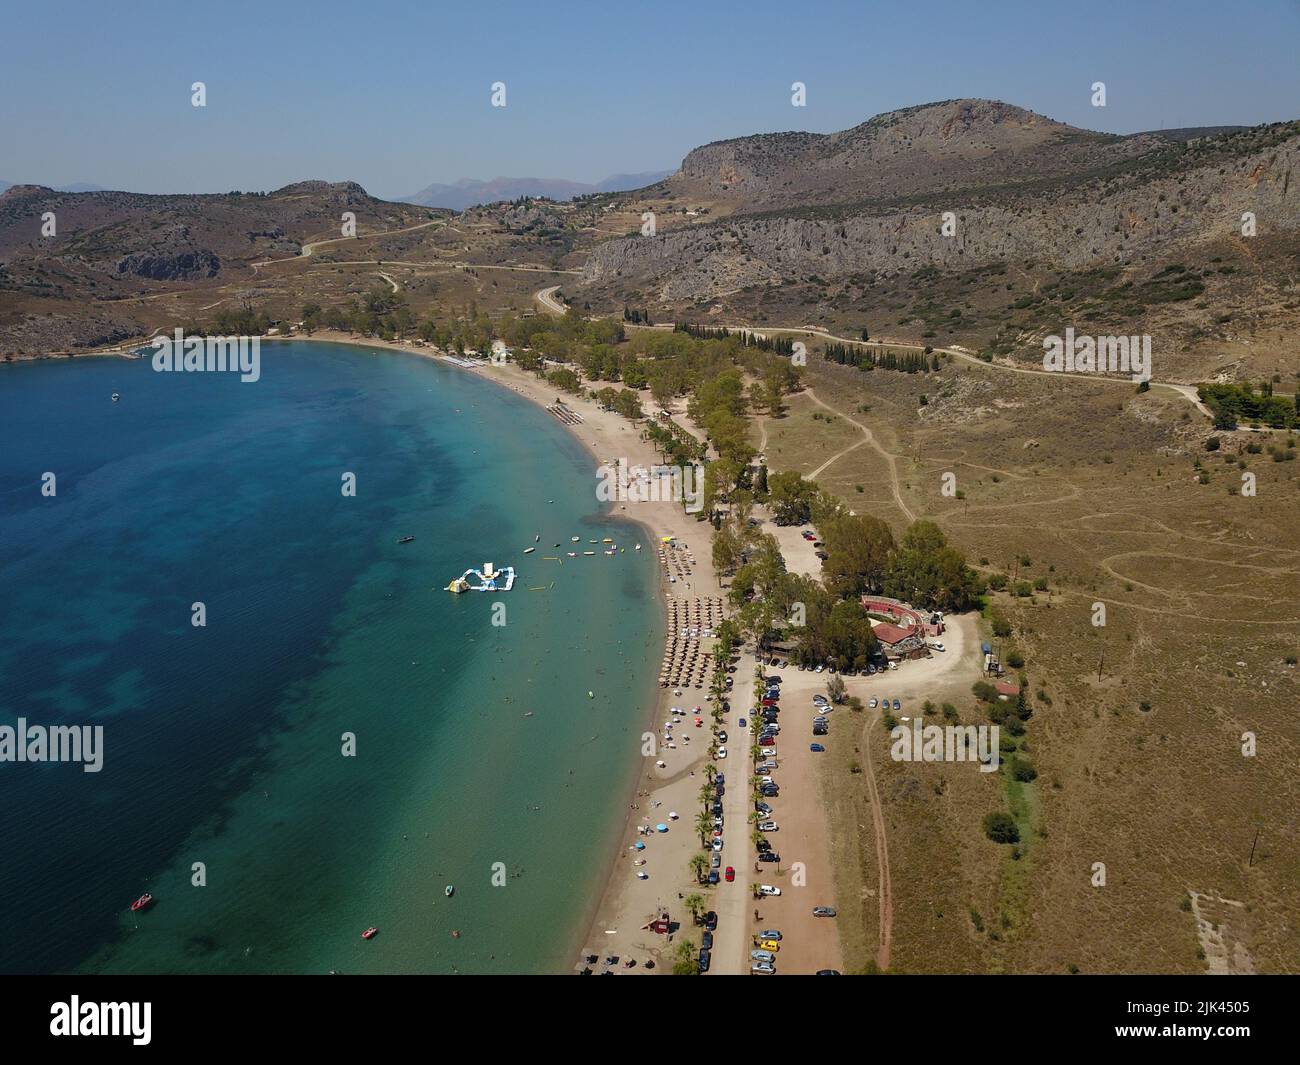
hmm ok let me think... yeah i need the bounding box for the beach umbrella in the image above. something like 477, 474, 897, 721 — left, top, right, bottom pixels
634, 841, 645, 850
668, 811, 679, 820
656, 824, 668, 833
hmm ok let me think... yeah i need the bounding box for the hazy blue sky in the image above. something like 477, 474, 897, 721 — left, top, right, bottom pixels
2, 0, 1298, 197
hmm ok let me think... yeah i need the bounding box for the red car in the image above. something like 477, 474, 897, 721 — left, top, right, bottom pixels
725, 866, 735, 882
761, 698, 778, 707
759, 736, 775, 746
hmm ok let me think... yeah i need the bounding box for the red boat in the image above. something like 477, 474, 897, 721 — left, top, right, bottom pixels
130, 893, 153, 912
361, 927, 378, 940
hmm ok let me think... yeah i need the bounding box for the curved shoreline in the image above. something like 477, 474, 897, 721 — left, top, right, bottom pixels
8, 329, 724, 975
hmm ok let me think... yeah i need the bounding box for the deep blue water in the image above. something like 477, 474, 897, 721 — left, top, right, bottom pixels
0, 343, 661, 973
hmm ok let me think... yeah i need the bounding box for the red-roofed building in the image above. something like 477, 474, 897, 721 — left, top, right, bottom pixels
995, 680, 1021, 700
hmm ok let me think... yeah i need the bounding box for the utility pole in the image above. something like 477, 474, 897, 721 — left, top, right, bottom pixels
1097, 646, 1104, 683
1248, 828, 1260, 868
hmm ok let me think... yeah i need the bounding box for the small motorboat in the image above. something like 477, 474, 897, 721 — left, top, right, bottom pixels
445, 885, 455, 897
567, 552, 576, 557
130, 893, 153, 912
583, 551, 595, 556
111, 392, 121, 403
396, 535, 415, 544
524, 547, 536, 554
534, 534, 540, 542
361, 927, 378, 940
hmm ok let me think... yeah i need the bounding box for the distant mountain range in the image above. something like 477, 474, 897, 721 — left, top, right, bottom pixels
395, 171, 673, 210
0, 180, 106, 194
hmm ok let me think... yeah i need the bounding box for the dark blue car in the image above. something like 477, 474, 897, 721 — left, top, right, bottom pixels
810, 743, 825, 752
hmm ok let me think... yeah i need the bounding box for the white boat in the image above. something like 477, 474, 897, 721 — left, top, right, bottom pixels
445, 885, 455, 897
524, 547, 536, 554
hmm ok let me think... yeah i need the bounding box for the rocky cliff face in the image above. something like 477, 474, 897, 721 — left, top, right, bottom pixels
581, 102, 1300, 302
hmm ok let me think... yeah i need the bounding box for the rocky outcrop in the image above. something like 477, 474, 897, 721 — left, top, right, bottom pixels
116, 248, 221, 280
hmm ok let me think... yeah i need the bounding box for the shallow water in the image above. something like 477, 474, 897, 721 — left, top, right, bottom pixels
0, 343, 661, 974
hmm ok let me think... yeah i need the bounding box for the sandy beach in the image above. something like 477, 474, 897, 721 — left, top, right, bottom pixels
290, 332, 735, 974
36, 328, 840, 975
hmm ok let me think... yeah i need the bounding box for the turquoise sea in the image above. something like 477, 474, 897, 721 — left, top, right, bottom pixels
0, 342, 662, 974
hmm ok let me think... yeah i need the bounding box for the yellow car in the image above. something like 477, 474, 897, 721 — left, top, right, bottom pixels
756, 939, 781, 952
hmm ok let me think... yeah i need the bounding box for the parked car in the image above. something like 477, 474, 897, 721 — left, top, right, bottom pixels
812, 906, 837, 917
711, 838, 723, 851
759, 737, 775, 746
758, 852, 780, 863
716, 747, 727, 759
812, 694, 828, 705
715, 773, 725, 786
751, 961, 776, 974
931, 642, 945, 652
756, 939, 780, 952
698, 948, 711, 973
810, 743, 825, 752
814, 664, 824, 674
738, 717, 746, 728
755, 802, 773, 815
718, 731, 728, 744
759, 929, 782, 941
725, 866, 735, 882
759, 885, 781, 896
892, 698, 901, 710
815, 969, 842, 976
710, 852, 721, 868
868, 697, 878, 709
766, 676, 782, 686
707, 870, 719, 884
751, 949, 776, 962
758, 820, 778, 831
701, 931, 713, 950
704, 911, 717, 930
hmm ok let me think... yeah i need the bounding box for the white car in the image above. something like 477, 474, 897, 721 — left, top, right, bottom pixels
716, 747, 727, 759
711, 837, 723, 851
751, 961, 776, 974
758, 885, 781, 896
888, 661, 898, 670
814, 664, 824, 674
759, 776, 775, 785
868, 697, 878, 709
757, 761, 777, 772
930, 642, 946, 652
758, 821, 778, 832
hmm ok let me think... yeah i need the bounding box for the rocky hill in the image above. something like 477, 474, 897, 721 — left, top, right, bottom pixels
579, 100, 1300, 305
0, 181, 440, 353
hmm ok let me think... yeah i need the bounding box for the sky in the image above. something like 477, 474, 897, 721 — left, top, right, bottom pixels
2, 0, 1298, 197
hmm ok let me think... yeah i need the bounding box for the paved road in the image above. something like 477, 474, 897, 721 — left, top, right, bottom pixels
710, 665, 755, 974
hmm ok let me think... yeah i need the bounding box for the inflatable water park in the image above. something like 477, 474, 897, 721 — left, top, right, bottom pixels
446, 562, 516, 593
